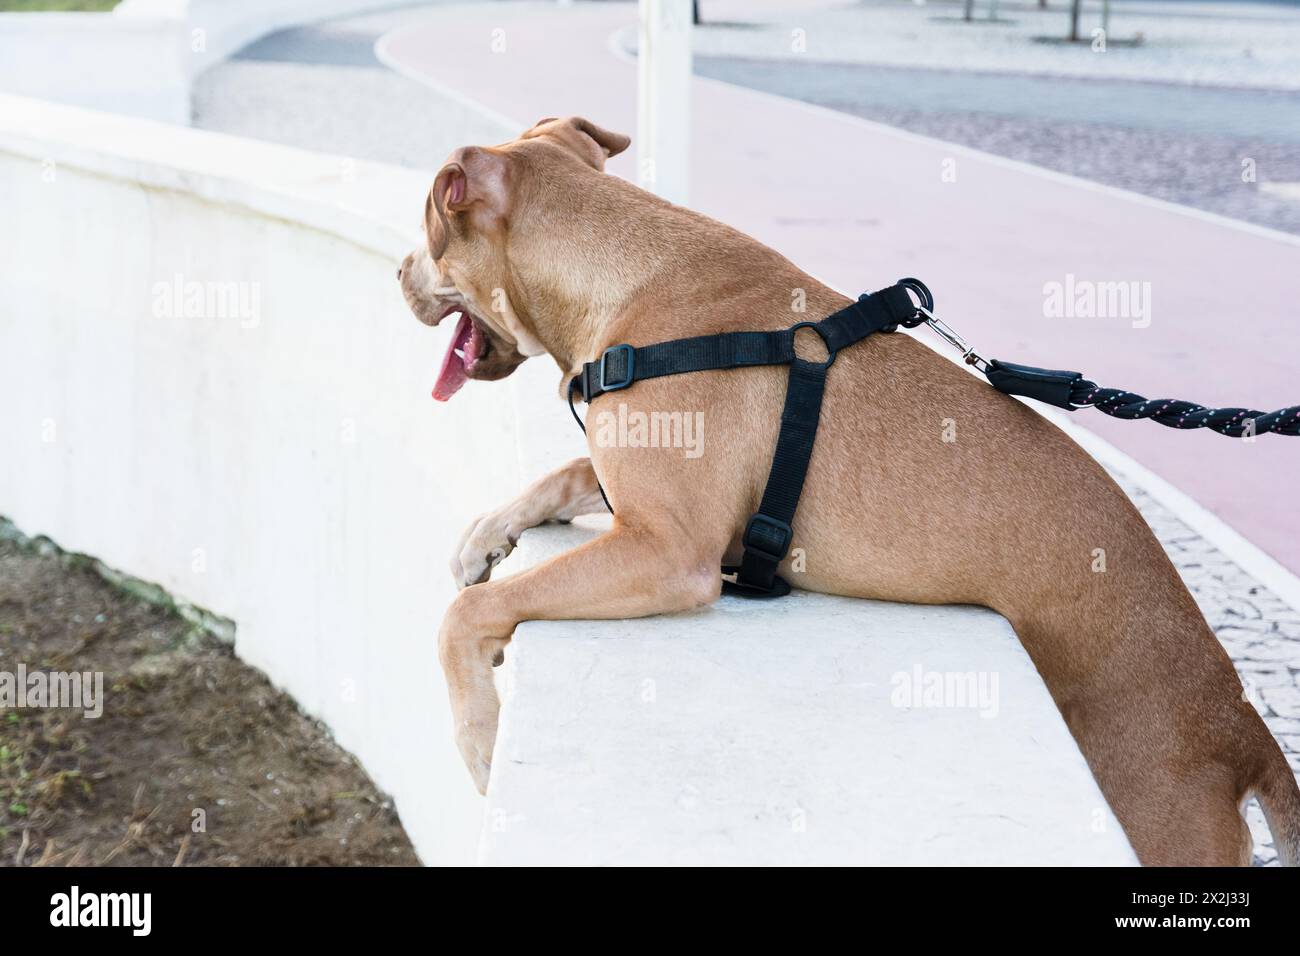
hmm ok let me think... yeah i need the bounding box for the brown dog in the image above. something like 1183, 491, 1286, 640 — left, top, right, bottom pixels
398, 116, 1300, 866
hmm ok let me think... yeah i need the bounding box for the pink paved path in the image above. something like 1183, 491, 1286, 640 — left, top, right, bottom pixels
383, 2, 1300, 575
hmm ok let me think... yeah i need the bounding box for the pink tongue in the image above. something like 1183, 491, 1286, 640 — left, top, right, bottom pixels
432, 312, 473, 402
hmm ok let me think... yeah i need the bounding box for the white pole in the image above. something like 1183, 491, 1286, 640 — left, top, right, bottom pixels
637, 0, 692, 205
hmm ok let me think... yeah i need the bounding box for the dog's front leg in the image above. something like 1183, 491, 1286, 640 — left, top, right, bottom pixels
450, 457, 606, 588
440, 517, 723, 793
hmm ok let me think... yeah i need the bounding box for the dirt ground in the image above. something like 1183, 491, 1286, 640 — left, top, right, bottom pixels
0, 532, 419, 867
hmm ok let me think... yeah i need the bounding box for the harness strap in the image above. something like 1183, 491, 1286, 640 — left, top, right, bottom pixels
576, 283, 916, 403
722, 358, 828, 597
569, 281, 918, 598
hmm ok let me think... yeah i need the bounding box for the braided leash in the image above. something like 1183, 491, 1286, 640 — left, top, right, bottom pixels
895, 278, 1300, 439
1068, 383, 1300, 438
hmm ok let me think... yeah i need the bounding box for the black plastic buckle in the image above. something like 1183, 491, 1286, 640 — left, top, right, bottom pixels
722, 567, 792, 599
599, 344, 636, 393
742, 513, 793, 562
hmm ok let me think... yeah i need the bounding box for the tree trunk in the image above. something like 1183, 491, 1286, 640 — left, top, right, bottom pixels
1069, 0, 1081, 41
964, 0, 975, 22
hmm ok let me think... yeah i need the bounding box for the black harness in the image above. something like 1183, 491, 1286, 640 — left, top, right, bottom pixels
566, 278, 1300, 599
568, 279, 922, 597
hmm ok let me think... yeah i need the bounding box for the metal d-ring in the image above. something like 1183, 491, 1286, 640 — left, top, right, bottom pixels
897, 277, 934, 326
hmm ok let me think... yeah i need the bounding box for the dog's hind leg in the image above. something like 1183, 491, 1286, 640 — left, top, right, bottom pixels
1104, 764, 1254, 866
451, 457, 606, 588
438, 515, 725, 793
1043, 658, 1269, 866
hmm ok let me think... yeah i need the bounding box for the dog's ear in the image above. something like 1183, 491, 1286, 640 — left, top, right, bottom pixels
524, 116, 630, 171
425, 146, 509, 260
567, 117, 632, 160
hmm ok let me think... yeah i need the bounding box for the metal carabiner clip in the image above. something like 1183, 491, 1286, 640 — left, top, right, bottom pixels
916, 306, 991, 373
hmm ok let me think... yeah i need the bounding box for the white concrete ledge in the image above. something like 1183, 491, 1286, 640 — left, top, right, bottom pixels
483, 522, 1138, 865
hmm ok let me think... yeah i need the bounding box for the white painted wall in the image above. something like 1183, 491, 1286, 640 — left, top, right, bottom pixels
0, 0, 422, 125
0, 93, 526, 865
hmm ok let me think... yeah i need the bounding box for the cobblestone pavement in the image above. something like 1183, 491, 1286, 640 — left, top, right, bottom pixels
192, 3, 1300, 864
1118, 472, 1300, 866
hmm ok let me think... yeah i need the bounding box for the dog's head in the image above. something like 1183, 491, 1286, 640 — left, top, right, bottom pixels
398, 116, 631, 400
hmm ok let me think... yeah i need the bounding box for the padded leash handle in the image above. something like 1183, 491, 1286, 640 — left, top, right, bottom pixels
984, 361, 1082, 410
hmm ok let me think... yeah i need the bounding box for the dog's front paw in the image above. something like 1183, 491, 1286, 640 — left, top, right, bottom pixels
455, 710, 498, 795
438, 589, 507, 795
451, 512, 518, 588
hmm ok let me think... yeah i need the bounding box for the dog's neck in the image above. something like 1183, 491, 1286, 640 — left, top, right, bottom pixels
520, 276, 635, 379
515, 182, 792, 378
